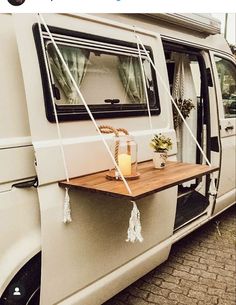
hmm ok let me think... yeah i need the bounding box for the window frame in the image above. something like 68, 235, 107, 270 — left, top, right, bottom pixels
33, 24, 160, 122
213, 55, 236, 119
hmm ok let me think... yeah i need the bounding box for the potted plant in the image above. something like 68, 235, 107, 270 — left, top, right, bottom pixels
150, 134, 172, 169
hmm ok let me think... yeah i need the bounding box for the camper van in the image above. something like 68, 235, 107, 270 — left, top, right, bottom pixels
0, 13, 235, 305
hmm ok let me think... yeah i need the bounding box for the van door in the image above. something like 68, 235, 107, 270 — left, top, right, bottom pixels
210, 53, 236, 214
14, 14, 177, 305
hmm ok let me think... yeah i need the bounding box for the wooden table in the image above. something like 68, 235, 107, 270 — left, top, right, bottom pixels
59, 161, 218, 200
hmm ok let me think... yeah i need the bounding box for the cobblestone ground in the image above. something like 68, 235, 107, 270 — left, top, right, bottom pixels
103, 205, 236, 305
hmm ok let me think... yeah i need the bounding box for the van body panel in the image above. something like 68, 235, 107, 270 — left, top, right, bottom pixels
34, 130, 176, 185
0, 14, 31, 141
0, 14, 40, 297
0, 188, 41, 295
56, 242, 171, 305
214, 188, 236, 215
0, 146, 35, 184
38, 185, 177, 305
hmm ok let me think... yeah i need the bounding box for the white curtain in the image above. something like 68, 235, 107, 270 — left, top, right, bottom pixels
172, 53, 198, 186
118, 56, 145, 104
48, 44, 90, 104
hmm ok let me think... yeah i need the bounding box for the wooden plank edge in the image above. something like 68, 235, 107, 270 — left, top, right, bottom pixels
58, 166, 219, 201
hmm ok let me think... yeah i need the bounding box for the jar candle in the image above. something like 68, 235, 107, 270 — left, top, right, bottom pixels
108, 134, 138, 180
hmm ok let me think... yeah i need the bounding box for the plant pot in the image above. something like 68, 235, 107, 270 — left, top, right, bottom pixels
153, 151, 168, 169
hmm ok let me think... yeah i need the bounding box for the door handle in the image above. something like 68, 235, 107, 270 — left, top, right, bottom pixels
225, 125, 234, 132
12, 177, 38, 189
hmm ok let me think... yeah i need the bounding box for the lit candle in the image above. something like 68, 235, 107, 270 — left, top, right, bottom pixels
118, 153, 132, 176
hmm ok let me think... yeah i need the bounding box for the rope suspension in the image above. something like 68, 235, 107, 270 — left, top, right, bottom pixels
38, 14, 143, 243
135, 34, 217, 197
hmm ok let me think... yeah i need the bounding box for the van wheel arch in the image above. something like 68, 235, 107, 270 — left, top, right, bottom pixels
0, 253, 41, 305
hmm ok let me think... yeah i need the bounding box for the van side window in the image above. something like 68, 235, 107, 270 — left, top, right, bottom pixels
214, 56, 236, 118
33, 25, 160, 122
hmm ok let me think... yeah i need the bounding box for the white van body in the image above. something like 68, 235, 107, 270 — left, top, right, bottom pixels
0, 13, 235, 305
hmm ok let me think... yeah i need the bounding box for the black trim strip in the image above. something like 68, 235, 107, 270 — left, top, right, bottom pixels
33, 23, 160, 122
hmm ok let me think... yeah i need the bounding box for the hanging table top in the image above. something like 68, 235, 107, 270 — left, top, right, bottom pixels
59, 161, 218, 200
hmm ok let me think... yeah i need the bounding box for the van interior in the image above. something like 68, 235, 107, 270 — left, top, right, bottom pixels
164, 42, 212, 231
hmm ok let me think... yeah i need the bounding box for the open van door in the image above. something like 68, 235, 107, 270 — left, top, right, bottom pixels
210, 52, 236, 214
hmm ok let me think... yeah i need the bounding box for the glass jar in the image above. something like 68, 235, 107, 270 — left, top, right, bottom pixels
107, 135, 139, 180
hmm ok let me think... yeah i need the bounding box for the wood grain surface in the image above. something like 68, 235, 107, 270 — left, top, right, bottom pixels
59, 161, 218, 200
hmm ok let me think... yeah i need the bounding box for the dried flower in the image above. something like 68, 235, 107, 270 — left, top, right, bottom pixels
173, 98, 195, 129
150, 134, 173, 153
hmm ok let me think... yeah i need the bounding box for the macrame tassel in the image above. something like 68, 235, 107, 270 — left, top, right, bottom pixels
126, 201, 143, 243
63, 188, 72, 223
209, 174, 217, 196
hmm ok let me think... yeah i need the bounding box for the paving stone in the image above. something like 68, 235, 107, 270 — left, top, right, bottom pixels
207, 287, 226, 297
199, 294, 219, 304
178, 252, 200, 262
167, 261, 191, 273
184, 259, 207, 270
223, 292, 236, 302
190, 268, 217, 280
180, 279, 208, 293
187, 289, 206, 301
207, 248, 232, 259
226, 285, 236, 293
199, 257, 225, 269
139, 282, 169, 297
208, 266, 235, 278
153, 272, 180, 285
215, 255, 235, 265
198, 297, 219, 305
172, 269, 199, 282
169, 292, 198, 304
191, 250, 216, 261
217, 274, 235, 286
160, 281, 189, 295
142, 277, 162, 286
147, 293, 177, 304
225, 264, 236, 272
218, 299, 236, 305
198, 277, 227, 290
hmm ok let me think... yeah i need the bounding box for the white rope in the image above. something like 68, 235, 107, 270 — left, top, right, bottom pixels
126, 201, 143, 243
37, 15, 72, 223
37, 16, 69, 182
38, 14, 132, 196
135, 34, 217, 197
135, 34, 212, 167
39, 15, 145, 241
135, 28, 153, 131
63, 188, 72, 223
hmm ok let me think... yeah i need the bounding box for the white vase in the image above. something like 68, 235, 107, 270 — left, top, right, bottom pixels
153, 151, 168, 169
